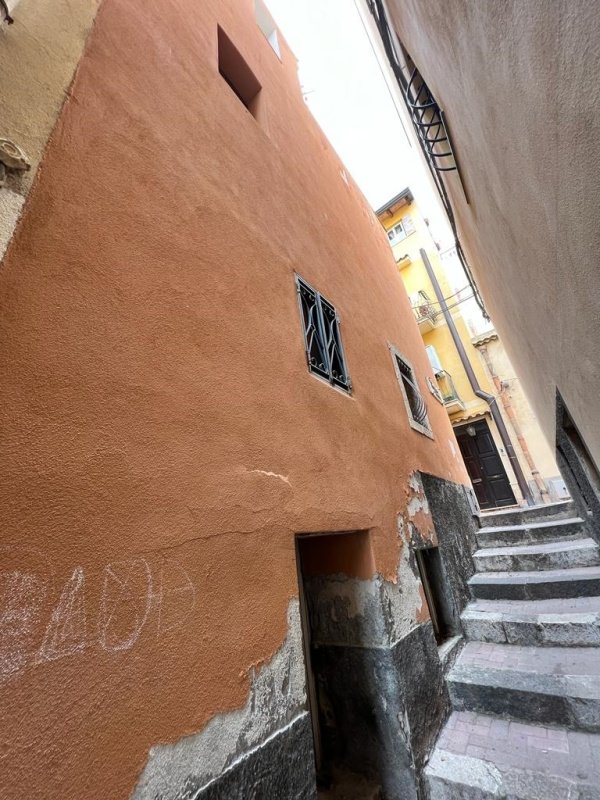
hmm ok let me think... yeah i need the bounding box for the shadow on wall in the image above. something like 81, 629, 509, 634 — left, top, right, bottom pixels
555, 391, 600, 545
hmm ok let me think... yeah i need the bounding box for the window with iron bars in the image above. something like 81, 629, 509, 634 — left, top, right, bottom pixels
390, 346, 432, 435
296, 275, 351, 392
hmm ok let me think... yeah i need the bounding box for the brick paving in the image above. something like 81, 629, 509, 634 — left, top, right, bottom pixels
437, 711, 600, 782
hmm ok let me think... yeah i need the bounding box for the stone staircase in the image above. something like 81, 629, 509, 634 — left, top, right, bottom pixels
426, 501, 600, 799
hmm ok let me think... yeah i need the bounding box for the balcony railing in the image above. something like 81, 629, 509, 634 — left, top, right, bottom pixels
412, 291, 438, 331
435, 370, 465, 412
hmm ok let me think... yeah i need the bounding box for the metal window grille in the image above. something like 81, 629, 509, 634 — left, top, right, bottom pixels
396, 355, 430, 430
296, 276, 351, 392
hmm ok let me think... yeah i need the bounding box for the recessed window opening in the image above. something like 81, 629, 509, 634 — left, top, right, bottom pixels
414, 546, 451, 646
390, 346, 431, 435
217, 26, 262, 117
255, 0, 281, 58
296, 275, 351, 393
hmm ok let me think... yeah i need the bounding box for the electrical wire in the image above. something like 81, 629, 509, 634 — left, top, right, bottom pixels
411, 294, 474, 313
408, 284, 472, 307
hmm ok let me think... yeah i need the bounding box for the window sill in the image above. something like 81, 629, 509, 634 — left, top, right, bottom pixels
409, 419, 434, 439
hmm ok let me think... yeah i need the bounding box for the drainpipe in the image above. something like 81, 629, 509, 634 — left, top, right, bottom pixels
478, 344, 549, 503
420, 248, 534, 506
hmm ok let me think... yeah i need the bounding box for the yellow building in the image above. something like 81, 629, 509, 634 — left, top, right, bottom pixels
377, 188, 567, 510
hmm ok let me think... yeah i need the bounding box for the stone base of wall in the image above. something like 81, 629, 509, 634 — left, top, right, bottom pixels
312, 622, 446, 800
193, 713, 317, 800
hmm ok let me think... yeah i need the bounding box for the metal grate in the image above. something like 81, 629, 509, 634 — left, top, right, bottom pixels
405, 67, 456, 174
296, 276, 351, 392
396, 355, 430, 430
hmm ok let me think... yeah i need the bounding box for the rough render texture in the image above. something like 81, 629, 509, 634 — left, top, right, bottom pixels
300, 474, 475, 798
385, 0, 600, 472
133, 600, 316, 800
0, 0, 471, 797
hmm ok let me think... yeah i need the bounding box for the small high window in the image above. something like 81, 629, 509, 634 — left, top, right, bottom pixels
390, 346, 432, 436
296, 276, 351, 392
218, 26, 262, 118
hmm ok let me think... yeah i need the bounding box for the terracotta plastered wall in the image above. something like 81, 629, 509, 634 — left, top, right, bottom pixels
0, 0, 469, 797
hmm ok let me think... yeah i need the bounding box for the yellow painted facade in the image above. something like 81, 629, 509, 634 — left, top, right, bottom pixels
377, 190, 566, 506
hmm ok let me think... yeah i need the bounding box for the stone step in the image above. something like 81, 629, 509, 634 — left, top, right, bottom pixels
469, 565, 600, 601
473, 538, 600, 573
447, 642, 600, 732
480, 500, 575, 529
426, 710, 600, 800
461, 597, 600, 647
477, 517, 586, 549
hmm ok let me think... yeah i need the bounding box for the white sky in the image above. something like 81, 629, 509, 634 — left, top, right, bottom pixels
264, 0, 486, 324
266, 0, 415, 211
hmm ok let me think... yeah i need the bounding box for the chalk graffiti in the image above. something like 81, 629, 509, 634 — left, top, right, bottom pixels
0, 553, 195, 683
36, 567, 87, 663
156, 559, 196, 637
99, 559, 153, 652
0, 570, 47, 677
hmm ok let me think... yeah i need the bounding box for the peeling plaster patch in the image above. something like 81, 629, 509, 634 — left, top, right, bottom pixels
392, 540, 424, 640
406, 473, 430, 518
0, 187, 24, 262
304, 535, 425, 650
131, 600, 307, 800
244, 468, 291, 486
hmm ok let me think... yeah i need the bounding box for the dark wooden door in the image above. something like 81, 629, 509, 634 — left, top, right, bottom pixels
455, 420, 516, 510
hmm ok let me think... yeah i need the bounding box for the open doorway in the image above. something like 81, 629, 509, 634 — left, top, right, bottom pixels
295, 530, 383, 797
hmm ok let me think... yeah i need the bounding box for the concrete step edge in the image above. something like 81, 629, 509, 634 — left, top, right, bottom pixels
469, 565, 600, 585
473, 537, 598, 559
426, 748, 596, 800
478, 516, 585, 535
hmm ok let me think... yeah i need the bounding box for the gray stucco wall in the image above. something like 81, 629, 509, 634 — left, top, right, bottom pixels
384, 0, 600, 471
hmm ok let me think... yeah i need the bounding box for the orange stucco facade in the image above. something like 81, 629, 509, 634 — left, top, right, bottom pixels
0, 1, 472, 797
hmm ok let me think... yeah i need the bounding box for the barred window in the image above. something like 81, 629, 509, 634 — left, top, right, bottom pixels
390, 346, 432, 436
296, 276, 351, 392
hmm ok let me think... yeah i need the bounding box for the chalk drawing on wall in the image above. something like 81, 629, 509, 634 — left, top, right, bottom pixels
36, 567, 87, 663
99, 559, 152, 652
0, 550, 195, 683
156, 559, 195, 637
0, 569, 47, 677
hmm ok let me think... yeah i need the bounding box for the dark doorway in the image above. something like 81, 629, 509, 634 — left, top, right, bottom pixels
556, 392, 600, 543
295, 530, 415, 798
414, 546, 452, 645
455, 419, 516, 510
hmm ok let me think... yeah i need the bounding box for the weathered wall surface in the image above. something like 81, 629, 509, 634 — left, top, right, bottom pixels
0, 0, 99, 257
0, 0, 471, 797
384, 0, 600, 471
299, 475, 470, 799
